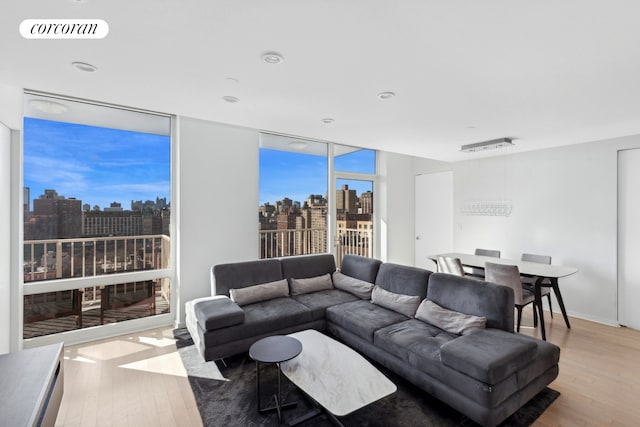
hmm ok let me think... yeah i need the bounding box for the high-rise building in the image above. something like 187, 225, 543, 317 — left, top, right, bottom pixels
23, 187, 30, 219
82, 210, 143, 237
336, 184, 357, 213
360, 191, 373, 214
30, 189, 82, 239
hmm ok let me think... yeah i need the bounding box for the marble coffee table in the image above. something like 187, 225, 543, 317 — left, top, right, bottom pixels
280, 329, 397, 425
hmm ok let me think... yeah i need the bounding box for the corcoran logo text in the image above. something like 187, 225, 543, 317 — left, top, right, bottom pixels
20, 19, 109, 39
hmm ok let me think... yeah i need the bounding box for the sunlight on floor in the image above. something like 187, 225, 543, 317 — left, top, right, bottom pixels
118, 351, 188, 377
136, 335, 177, 348
75, 339, 150, 361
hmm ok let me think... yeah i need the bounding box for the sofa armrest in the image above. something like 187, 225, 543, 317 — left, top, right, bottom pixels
440, 329, 537, 384
193, 296, 245, 331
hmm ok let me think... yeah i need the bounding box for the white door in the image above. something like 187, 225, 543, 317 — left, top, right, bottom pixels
414, 171, 454, 271
618, 149, 640, 329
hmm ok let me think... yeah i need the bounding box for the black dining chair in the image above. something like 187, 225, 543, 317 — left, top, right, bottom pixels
467, 248, 501, 278
485, 262, 540, 333
520, 253, 553, 318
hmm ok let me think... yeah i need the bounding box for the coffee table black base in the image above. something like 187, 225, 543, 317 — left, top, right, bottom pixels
250, 336, 303, 422
258, 398, 298, 419
286, 390, 344, 427
255, 361, 299, 421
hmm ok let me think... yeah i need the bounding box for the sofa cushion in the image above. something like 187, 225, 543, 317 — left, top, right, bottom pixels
291, 289, 359, 320
427, 273, 514, 332
332, 271, 374, 299
374, 262, 431, 299
289, 273, 334, 295
326, 299, 409, 343
280, 254, 336, 280
213, 258, 283, 296
193, 296, 245, 331
375, 320, 547, 409
440, 329, 538, 384
374, 319, 457, 364
415, 299, 486, 336
340, 254, 382, 283
229, 279, 289, 306
371, 285, 421, 317
202, 297, 313, 347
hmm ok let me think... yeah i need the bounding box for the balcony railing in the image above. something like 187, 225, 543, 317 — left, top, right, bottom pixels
259, 227, 372, 267
24, 235, 169, 280
24, 235, 170, 306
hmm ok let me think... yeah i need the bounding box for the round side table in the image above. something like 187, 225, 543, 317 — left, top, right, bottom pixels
249, 335, 302, 420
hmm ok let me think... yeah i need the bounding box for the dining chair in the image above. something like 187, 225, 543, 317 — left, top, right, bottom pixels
485, 262, 540, 333
520, 253, 553, 318
467, 248, 501, 278
436, 256, 465, 276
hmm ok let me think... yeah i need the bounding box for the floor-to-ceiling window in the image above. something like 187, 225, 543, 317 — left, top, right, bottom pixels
334, 146, 376, 267
22, 92, 173, 341
258, 133, 328, 258
258, 133, 376, 265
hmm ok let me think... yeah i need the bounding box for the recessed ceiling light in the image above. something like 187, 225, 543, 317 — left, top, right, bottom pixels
289, 141, 307, 150
321, 118, 335, 124
225, 77, 239, 84
377, 91, 396, 100
29, 99, 68, 115
262, 52, 284, 64
72, 61, 97, 72
222, 95, 239, 103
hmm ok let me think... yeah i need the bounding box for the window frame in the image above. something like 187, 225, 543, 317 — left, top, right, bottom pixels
18, 92, 177, 348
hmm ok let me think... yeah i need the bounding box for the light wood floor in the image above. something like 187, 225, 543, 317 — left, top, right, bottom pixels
55, 311, 640, 427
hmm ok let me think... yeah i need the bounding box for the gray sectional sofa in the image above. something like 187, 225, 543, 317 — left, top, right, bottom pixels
184, 253, 560, 427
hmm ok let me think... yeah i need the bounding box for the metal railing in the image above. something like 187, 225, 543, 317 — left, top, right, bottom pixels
24, 235, 170, 305
335, 228, 373, 265
258, 227, 372, 267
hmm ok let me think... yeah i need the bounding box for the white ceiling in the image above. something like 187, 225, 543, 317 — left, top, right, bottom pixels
2, 0, 640, 162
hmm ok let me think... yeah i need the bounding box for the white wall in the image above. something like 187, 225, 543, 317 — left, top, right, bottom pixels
377, 151, 417, 265
416, 134, 640, 325
176, 117, 259, 325
0, 122, 10, 353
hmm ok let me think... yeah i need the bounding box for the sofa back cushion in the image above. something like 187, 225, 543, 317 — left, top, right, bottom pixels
374, 263, 431, 299
289, 273, 334, 295
230, 279, 290, 306
213, 259, 283, 296
280, 254, 336, 280
340, 254, 382, 283
333, 271, 374, 299
415, 299, 486, 336
427, 273, 514, 332
371, 285, 422, 317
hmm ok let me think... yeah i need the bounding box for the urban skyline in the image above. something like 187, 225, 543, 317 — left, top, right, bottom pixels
23, 117, 171, 211
259, 148, 375, 206
24, 117, 374, 216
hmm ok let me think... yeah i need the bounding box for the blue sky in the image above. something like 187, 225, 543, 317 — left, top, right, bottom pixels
24, 118, 170, 210
23, 117, 373, 211
259, 148, 375, 206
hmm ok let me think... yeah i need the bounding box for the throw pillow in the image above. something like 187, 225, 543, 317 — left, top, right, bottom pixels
332, 271, 374, 299
229, 279, 289, 306
371, 285, 421, 317
289, 273, 334, 295
415, 299, 486, 335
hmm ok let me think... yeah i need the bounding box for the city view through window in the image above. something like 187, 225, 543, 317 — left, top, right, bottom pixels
22, 95, 171, 338
259, 136, 375, 264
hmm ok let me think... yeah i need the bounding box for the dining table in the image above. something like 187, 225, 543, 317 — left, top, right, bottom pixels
429, 252, 578, 341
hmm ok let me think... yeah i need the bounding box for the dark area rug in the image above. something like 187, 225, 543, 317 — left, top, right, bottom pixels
173, 329, 559, 427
